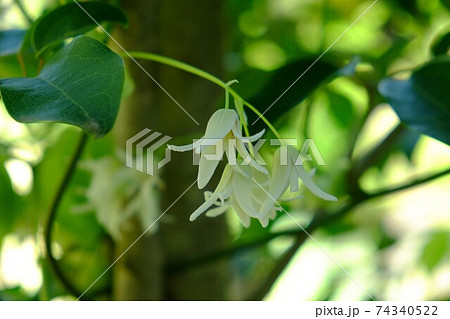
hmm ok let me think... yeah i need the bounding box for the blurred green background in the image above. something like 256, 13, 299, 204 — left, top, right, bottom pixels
0, 0, 449, 300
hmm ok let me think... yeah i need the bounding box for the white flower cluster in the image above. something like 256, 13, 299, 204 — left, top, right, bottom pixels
169, 108, 336, 227
80, 156, 160, 239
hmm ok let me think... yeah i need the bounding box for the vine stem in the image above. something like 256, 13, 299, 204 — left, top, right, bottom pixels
45, 132, 88, 299
121, 51, 283, 140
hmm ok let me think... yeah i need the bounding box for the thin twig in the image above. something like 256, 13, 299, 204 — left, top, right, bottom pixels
45, 132, 88, 299
166, 166, 450, 300
364, 166, 450, 200
247, 166, 450, 300
247, 233, 308, 300
352, 124, 405, 178
245, 206, 351, 300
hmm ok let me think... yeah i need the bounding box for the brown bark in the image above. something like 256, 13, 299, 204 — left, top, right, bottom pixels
112, 0, 229, 300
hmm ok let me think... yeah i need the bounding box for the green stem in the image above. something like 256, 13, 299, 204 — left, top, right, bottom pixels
125, 51, 226, 88
240, 99, 282, 140
224, 80, 238, 110
121, 51, 283, 140
45, 132, 88, 299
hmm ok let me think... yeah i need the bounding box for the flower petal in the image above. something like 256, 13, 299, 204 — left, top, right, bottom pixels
198, 144, 225, 189
258, 216, 270, 227
231, 172, 263, 218
231, 121, 243, 138
168, 138, 204, 152
205, 204, 230, 217
245, 129, 266, 142
236, 140, 268, 175
289, 172, 299, 192
204, 191, 227, 206
204, 109, 238, 140
231, 196, 251, 228
294, 165, 337, 201
261, 148, 291, 213
279, 194, 303, 202
251, 167, 271, 206
190, 165, 233, 221
225, 142, 251, 178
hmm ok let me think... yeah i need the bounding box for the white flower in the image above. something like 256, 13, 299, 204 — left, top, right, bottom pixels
261, 146, 337, 212
168, 108, 267, 189
79, 156, 160, 240
191, 164, 278, 227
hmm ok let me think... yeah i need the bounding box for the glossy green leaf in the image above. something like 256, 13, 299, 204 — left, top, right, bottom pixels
420, 232, 449, 271
378, 57, 450, 146
247, 57, 358, 132
18, 29, 41, 78
32, 1, 128, 54
0, 36, 124, 137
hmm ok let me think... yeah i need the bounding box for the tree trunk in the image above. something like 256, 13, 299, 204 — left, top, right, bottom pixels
112, 0, 229, 300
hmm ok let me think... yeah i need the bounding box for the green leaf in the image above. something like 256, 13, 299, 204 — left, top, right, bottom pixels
378, 57, 450, 146
325, 89, 355, 127
246, 57, 358, 132
0, 30, 26, 56
17, 28, 41, 78
431, 30, 450, 57
0, 36, 125, 137
420, 231, 449, 271
32, 1, 128, 54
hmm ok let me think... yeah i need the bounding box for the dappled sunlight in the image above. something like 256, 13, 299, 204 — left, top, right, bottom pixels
0, 0, 448, 302
0, 235, 42, 296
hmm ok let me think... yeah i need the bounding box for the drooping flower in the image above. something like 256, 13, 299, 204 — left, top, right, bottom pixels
190, 164, 278, 227
261, 146, 337, 213
79, 156, 160, 240
168, 108, 267, 189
